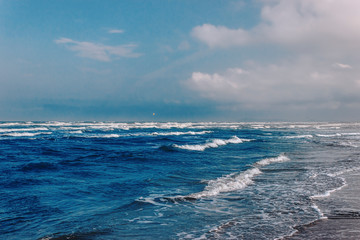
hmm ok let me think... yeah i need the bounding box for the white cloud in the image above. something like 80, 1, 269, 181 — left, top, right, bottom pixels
55, 38, 141, 61
192, 0, 360, 52
188, 0, 360, 113
108, 29, 124, 34
192, 24, 250, 48
186, 59, 360, 109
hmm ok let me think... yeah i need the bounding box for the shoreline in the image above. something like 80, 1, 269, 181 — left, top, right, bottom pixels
285, 171, 360, 239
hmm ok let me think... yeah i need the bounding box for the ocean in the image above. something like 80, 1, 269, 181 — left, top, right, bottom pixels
1, 121, 360, 239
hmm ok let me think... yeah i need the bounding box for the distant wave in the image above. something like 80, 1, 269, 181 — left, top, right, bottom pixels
83, 134, 121, 138
173, 136, 251, 151
69, 130, 83, 134
183, 154, 290, 199
284, 135, 313, 139
316, 133, 342, 137
1, 132, 52, 137
123, 131, 213, 137
0, 127, 48, 133
150, 131, 212, 136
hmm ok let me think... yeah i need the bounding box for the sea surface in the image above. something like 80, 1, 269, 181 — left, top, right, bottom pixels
1, 122, 360, 239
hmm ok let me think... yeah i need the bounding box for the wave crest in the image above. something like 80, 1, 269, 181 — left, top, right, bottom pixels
183, 154, 290, 199
255, 154, 290, 166
188, 168, 262, 198
173, 136, 251, 151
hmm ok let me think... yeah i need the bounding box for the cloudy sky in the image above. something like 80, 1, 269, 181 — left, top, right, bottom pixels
1, 0, 360, 121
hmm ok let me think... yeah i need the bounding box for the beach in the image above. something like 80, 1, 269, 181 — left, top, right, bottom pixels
287, 171, 360, 239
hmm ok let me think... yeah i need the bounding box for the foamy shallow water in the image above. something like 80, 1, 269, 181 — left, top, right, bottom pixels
1, 122, 360, 239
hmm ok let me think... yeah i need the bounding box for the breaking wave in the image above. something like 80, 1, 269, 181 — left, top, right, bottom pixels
0, 127, 48, 133
284, 135, 313, 139
255, 154, 290, 166
183, 154, 290, 199
188, 168, 262, 198
173, 136, 251, 151
1, 132, 52, 137
149, 131, 212, 136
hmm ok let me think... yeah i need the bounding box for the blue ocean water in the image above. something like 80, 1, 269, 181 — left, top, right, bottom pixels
1, 122, 360, 239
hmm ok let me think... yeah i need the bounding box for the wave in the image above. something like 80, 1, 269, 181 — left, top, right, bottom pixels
0, 127, 48, 133
84, 134, 121, 138
1, 132, 52, 137
122, 131, 213, 137
316, 133, 342, 137
69, 130, 83, 134
173, 136, 250, 151
342, 132, 360, 136
150, 131, 212, 136
284, 135, 313, 139
255, 154, 290, 166
182, 154, 289, 199
338, 141, 358, 148
187, 168, 262, 198
310, 180, 347, 200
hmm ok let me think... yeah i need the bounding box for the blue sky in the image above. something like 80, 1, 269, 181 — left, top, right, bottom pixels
1, 0, 360, 121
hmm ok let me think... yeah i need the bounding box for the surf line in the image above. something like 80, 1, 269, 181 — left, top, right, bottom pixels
181, 154, 290, 199
172, 136, 252, 151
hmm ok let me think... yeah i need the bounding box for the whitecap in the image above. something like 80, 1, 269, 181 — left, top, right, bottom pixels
316, 133, 342, 137
339, 141, 358, 148
150, 131, 212, 136
0, 127, 48, 133
2, 132, 52, 137
173, 136, 250, 151
89, 134, 121, 138
255, 154, 290, 166
187, 168, 262, 199
69, 130, 83, 134
284, 135, 313, 139
183, 154, 290, 199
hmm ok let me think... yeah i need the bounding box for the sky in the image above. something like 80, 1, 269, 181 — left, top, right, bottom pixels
1, 0, 360, 121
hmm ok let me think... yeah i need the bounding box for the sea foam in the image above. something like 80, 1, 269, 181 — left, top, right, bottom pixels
1, 132, 52, 137
0, 127, 48, 133
188, 168, 262, 198
173, 136, 250, 151
184, 154, 290, 199
255, 154, 290, 166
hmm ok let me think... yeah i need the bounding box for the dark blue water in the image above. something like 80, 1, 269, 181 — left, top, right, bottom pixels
1, 122, 360, 239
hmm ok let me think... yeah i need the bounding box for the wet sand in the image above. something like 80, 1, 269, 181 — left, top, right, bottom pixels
287, 171, 360, 240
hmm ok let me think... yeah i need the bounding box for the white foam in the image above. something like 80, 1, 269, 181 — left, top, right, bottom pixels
188, 168, 262, 198
184, 154, 290, 199
311, 203, 327, 219
136, 196, 168, 207
339, 141, 358, 148
310, 175, 347, 219
316, 133, 342, 137
151, 131, 212, 136
310, 182, 347, 199
284, 135, 313, 139
342, 132, 360, 136
255, 154, 290, 166
2, 132, 52, 137
92, 134, 121, 138
69, 130, 83, 134
327, 167, 360, 177
173, 136, 250, 151
60, 127, 86, 130
0, 127, 48, 133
